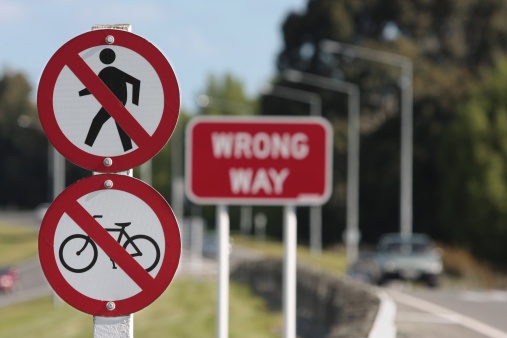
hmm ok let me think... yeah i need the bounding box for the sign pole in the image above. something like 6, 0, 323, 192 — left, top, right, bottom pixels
93, 173, 135, 338
91, 23, 134, 338
216, 204, 230, 338
94, 316, 133, 338
184, 117, 332, 338
283, 205, 297, 338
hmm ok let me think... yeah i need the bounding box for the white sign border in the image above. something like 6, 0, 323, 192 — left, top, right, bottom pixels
184, 115, 333, 206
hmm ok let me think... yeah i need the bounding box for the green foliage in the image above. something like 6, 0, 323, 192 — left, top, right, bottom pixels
233, 235, 347, 276
130, 108, 192, 209
440, 57, 507, 262
198, 73, 256, 115
0, 222, 38, 265
0, 281, 281, 338
0, 71, 48, 207
0, 72, 38, 137
265, 0, 507, 255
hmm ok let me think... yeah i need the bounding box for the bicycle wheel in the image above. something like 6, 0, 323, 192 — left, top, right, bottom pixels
59, 234, 98, 273
124, 235, 161, 272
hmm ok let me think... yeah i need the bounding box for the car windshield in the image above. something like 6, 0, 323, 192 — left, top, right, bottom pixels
379, 235, 432, 254
383, 241, 429, 252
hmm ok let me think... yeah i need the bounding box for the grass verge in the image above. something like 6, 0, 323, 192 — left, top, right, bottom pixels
0, 279, 281, 338
0, 222, 38, 265
0, 223, 281, 337
232, 234, 348, 276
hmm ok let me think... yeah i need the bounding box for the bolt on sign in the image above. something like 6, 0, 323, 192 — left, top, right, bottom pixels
185, 116, 333, 205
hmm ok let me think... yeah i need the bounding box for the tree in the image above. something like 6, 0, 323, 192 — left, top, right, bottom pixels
146, 108, 191, 202
0, 71, 48, 207
266, 0, 507, 249
198, 73, 256, 115
439, 57, 507, 262
193, 73, 266, 233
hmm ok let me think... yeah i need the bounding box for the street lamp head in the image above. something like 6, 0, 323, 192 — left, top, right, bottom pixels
196, 94, 210, 108
282, 69, 303, 83
17, 115, 33, 129
259, 84, 274, 95
320, 40, 359, 59
320, 39, 341, 52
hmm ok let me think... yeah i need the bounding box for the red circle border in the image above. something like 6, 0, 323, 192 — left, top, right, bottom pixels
37, 29, 180, 172
38, 174, 181, 316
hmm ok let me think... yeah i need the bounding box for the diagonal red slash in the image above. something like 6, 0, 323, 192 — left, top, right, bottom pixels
66, 53, 151, 149
65, 200, 155, 291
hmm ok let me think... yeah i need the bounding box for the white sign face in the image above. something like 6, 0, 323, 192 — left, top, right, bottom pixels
53, 45, 164, 156
37, 29, 180, 173
39, 174, 181, 316
53, 189, 165, 300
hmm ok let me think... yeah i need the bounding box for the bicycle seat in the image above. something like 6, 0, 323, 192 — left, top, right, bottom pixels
114, 222, 131, 227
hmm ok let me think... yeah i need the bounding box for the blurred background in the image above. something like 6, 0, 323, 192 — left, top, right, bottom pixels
3, 0, 507, 265
4, 0, 507, 336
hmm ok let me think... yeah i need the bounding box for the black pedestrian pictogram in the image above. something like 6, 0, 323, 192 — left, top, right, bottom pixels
80, 48, 141, 151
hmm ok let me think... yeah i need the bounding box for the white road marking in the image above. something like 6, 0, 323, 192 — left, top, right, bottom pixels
460, 290, 507, 302
389, 289, 507, 338
397, 311, 457, 324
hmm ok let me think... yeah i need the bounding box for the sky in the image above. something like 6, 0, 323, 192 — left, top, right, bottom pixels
0, 0, 307, 112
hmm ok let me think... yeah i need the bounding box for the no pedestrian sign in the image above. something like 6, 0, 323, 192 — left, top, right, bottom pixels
38, 174, 181, 316
37, 29, 180, 172
185, 116, 333, 205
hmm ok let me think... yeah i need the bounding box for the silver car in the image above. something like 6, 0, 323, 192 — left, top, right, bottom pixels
375, 233, 443, 287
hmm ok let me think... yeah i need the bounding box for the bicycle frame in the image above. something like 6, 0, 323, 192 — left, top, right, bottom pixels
105, 227, 143, 257
75, 227, 142, 258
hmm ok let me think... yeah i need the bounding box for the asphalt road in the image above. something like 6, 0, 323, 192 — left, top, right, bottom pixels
0, 210, 51, 308
388, 285, 507, 338
0, 259, 52, 309
0, 210, 41, 228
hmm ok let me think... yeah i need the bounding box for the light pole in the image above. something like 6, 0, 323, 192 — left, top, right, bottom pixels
170, 121, 185, 223
17, 115, 65, 202
261, 84, 323, 256
18, 114, 64, 308
197, 94, 255, 236
283, 70, 361, 266
320, 40, 413, 239
261, 84, 321, 115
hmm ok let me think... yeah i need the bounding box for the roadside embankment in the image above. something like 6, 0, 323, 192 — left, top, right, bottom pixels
231, 258, 396, 338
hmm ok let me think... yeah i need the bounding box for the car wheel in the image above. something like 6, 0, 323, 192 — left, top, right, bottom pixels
425, 274, 439, 288
377, 274, 388, 286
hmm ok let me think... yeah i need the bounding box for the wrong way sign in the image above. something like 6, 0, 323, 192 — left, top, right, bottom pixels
38, 174, 181, 316
185, 116, 333, 205
37, 29, 180, 172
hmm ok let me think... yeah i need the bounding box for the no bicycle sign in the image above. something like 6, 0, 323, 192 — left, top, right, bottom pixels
38, 174, 181, 316
37, 29, 180, 172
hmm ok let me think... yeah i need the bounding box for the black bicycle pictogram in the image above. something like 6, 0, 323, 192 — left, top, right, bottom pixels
59, 215, 160, 273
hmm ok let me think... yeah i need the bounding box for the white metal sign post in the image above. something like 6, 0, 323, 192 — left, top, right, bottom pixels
37, 24, 181, 338
283, 205, 297, 338
185, 116, 333, 338
216, 204, 230, 338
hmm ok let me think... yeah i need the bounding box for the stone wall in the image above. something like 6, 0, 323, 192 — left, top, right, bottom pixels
231, 258, 380, 338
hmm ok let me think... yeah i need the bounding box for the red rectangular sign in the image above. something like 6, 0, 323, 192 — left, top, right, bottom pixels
185, 116, 332, 205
